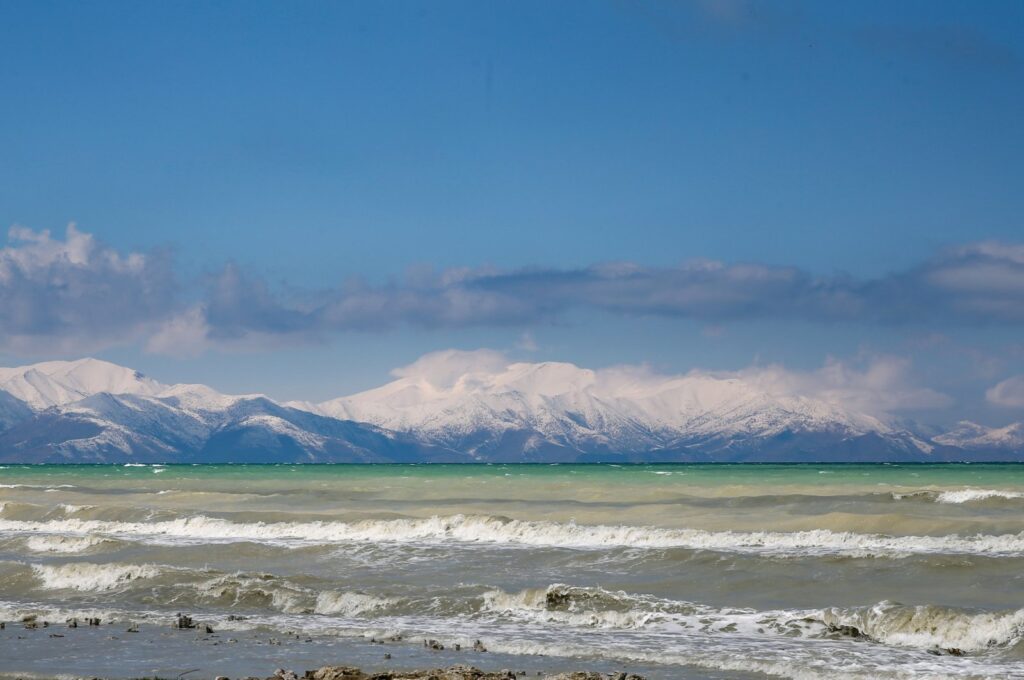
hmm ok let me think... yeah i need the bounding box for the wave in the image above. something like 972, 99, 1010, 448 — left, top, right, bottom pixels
0, 588, 1020, 680
821, 601, 1024, 653
0, 483, 76, 489
23, 534, 110, 553
480, 584, 1024, 653
479, 584, 1024, 662
892, 488, 1024, 504
936, 489, 1024, 504
1, 513, 1024, 557
195, 572, 312, 614
30, 562, 162, 591
314, 590, 396, 616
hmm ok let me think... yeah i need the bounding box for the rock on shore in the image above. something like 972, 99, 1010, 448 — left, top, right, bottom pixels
265, 665, 646, 680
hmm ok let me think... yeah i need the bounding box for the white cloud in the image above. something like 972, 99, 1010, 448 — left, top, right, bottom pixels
986, 375, 1024, 408
732, 355, 952, 416
390, 349, 510, 390
0, 224, 175, 355
145, 306, 212, 358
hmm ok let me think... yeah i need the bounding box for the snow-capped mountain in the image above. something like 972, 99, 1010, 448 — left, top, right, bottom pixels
934, 421, 1024, 451
0, 358, 464, 464
310, 352, 938, 461
0, 355, 1018, 463
0, 358, 163, 409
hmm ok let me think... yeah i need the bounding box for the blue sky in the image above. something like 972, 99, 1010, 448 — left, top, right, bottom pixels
0, 1, 1022, 423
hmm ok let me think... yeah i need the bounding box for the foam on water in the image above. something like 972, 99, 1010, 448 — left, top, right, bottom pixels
0, 595, 1015, 680
0, 514, 1022, 557
195, 572, 312, 614
479, 584, 1024, 653
314, 591, 396, 616
23, 534, 108, 554
30, 562, 162, 591
892, 488, 1024, 504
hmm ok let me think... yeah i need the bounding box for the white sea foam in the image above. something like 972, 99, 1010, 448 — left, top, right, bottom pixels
821, 601, 1024, 652
892, 488, 1024, 504
0, 514, 1023, 557
315, 590, 395, 616
480, 584, 1024, 661
195, 572, 311, 614
936, 488, 1024, 504
31, 562, 161, 591
0, 484, 76, 489
0, 594, 1019, 680
24, 534, 107, 553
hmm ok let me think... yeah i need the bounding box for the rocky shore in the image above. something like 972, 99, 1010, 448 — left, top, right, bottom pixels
1, 614, 649, 680
258, 666, 646, 680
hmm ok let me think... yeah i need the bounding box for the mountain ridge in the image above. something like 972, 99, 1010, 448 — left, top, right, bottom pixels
0, 356, 1018, 463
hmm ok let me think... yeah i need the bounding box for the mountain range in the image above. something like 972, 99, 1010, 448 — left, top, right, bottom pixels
0, 356, 1019, 463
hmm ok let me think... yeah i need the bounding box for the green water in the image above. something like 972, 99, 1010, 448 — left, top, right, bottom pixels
1, 463, 1023, 678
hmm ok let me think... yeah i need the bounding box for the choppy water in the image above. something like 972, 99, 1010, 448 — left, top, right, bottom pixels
1, 463, 1024, 679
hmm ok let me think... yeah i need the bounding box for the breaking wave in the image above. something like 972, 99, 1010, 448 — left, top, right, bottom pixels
194, 572, 312, 613
314, 590, 396, 616
820, 601, 1024, 653
893, 488, 1024, 504
23, 534, 110, 554
1, 514, 1023, 557
480, 584, 1024, 655
31, 562, 162, 592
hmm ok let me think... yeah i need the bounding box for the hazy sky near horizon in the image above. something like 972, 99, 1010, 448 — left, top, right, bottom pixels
1, 0, 1023, 424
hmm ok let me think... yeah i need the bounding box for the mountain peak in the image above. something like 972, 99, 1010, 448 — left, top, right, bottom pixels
0, 357, 164, 409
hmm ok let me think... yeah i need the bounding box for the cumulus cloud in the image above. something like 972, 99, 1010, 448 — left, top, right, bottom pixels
986, 375, 1024, 408
3, 224, 1024, 356
0, 225, 175, 355
732, 355, 953, 416
390, 349, 511, 390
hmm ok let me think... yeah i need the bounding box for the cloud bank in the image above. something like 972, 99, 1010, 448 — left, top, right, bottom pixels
386, 348, 949, 419
5, 224, 1024, 356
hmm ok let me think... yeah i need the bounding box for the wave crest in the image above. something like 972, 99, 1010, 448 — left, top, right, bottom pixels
1, 513, 1023, 557
31, 562, 161, 591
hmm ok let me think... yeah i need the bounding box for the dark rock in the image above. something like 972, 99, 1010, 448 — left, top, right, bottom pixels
545, 590, 571, 609
825, 623, 868, 640
173, 613, 196, 629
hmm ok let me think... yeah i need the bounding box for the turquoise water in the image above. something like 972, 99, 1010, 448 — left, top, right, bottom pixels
1, 463, 1024, 678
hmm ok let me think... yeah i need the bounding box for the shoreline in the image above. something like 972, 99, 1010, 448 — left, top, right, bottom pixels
0, 618, 664, 680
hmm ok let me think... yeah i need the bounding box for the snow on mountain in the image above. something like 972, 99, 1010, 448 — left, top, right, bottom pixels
312, 350, 925, 460
934, 421, 1024, 450
0, 358, 463, 463
0, 353, 1017, 463
0, 358, 164, 409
